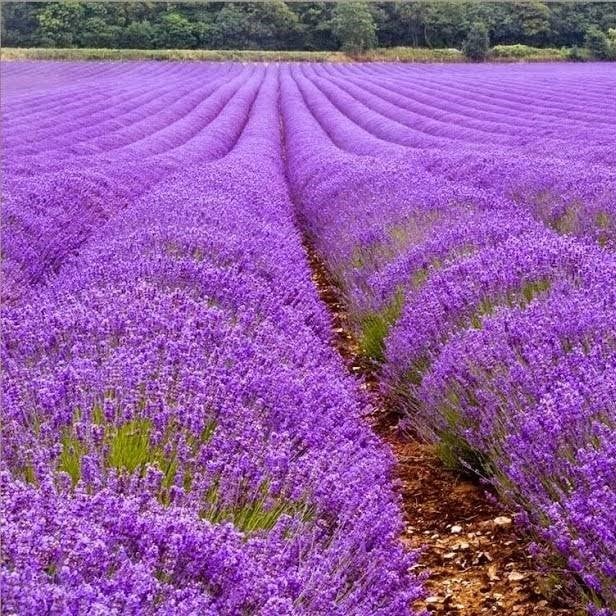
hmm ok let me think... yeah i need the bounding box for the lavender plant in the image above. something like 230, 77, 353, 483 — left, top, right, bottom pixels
1, 63, 422, 614
3, 57, 615, 613
283, 61, 616, 611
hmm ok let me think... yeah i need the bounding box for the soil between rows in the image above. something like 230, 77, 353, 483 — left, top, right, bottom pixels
304, 243, 576, 616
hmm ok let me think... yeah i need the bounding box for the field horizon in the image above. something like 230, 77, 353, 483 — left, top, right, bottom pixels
1, 44, 585, 63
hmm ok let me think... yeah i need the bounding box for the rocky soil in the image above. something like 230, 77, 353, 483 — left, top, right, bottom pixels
306, 244, 577, 616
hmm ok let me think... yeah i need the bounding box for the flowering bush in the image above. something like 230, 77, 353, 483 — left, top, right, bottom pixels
283, 61, 616, 611
1, 64, 422, 614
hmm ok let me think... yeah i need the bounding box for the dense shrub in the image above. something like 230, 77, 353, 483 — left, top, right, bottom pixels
282, 62, 616, 610
585, 26, 613, 59
462, 22, 490, 61
1, 62, 423, 615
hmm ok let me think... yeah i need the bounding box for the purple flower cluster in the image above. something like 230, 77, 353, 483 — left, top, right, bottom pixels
1, 63, 423, 614
282, 62, 616, 610
2, 62, 261, 301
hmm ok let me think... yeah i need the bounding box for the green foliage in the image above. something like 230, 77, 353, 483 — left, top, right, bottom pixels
293, 3, 336, 51
490, 43, 534, 59
121, 20, 157, 49
463, 21, 490, 61
596, 211, 613, 248
359, 288, 404, 360
54, 412, 308, 534
1, 3, 42, 46
200, 482, 314, 534
596, 212, 611, 229
435, 389, 492, 475
331, 1, 377, 54
466, 279, 552, 331
520, 278, 551, 306
551, 202, 581, 234
58, 429, 88, 485
37, 0, 83, 47
251, 1, 302, 50
211, 1, 300, 50
411, 267, 431, 290
509, 1, 550, 46
366, 46, 463, 62
491, 44, 562, 60
0, 45, 590, 65
585, 26, 613, 59
0, 47, 348, 62
56, 411, 217, 489
566, 45, 587, 62
3, 1, 616, 53
106, 418, 154, 474
160, 12, 196, 49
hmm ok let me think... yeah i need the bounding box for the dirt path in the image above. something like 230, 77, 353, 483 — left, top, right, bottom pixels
305, 244, 576, 616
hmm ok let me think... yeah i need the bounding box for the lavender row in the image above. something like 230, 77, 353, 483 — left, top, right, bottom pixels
1, 66, 421, 614
284, 64, 616, 612
3, 66, 245, 171
294, 63, 616, 248
2, 64, 264, 302
334, 64, 616, 147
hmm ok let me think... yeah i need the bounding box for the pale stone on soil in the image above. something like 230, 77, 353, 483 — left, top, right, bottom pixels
493, 516, 513, 528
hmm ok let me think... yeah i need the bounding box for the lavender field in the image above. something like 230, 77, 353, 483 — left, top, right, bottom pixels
1, 61, 615, 615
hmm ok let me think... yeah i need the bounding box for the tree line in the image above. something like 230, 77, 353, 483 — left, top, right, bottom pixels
2, 1, 616, 55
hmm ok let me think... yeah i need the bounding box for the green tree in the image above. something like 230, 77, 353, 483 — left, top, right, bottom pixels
293, 3, 336, 51
331, 1, 377, 54
37, 0, 84, 47
160, 11, 196, 49
585, 26, 611, 59
1, 3, 41, 46
211, 1, 300, 50
250, 1, 301, 49
79, 17, 121, 48
121, 20, 157, 49
546, 3, 616, 46
608, 27, 616, 54
397, 3, 426, 47
211, 4, 251, 49
462, 21, 489, 61
427, 2, 470, 48
515, 1, 550, 45
3, 0, 616, 53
